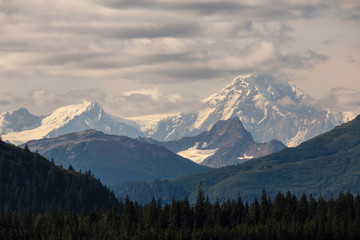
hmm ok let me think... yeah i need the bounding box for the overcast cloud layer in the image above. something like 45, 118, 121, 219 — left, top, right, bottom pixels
0, 0, 359, 116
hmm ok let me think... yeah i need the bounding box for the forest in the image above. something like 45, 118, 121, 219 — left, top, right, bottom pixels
0, 140, 119, 213
1, 186, 360, 240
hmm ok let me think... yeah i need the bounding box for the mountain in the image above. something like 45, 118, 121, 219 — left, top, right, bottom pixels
115, 115, 360, 203
2, 73, 356, 147
129, 73, 357, 146
24, 130, 210, 185
139, 117, 286, 168
0, 138, 118, 212
0, 107, 44, 134
2, 100, 143, 145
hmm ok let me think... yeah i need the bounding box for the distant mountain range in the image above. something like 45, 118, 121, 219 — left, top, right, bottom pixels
139, 117, 286, 168
1, 73, 357, 148
114, 114, 360, 203
24, 130, 210, 185
1, 100, 143, 145
129, 73, 357, 146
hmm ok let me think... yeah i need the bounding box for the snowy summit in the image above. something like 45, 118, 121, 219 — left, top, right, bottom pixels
129, 72, 358, 146
2, 100, 142, 145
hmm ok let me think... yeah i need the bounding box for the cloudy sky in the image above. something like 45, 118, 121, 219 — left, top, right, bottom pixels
1, 0, 359, 117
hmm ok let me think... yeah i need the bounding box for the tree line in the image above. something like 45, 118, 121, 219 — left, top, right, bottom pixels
1, 185, 360, 240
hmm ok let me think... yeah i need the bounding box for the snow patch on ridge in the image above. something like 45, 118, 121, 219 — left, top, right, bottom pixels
237, 154, 253, 160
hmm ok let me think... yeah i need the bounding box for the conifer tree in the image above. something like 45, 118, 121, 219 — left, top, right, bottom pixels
194, 182, 206, 228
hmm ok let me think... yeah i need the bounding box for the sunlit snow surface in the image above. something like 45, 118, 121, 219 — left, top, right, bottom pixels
127, 113, 180, 135
287, 129, 309, 147
237, 154, 254, 160
193, 108, 215, 130
177, 143, 218, 164
2, 101, 99, 145
237, 154, 254, 164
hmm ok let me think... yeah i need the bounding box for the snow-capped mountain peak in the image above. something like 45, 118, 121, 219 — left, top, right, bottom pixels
2, 73, 357, 148
205, 72, 308, 108
195, 73, 306, 134
41, 100, 97, 127
130, 72, 358, 146
2, 100, 143, 145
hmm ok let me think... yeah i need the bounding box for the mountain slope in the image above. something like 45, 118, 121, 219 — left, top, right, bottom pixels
0, 139, 118, 212
130, 73, 357, 146
139, 117, 286, 167
24, 130, 210, 185
0, 108, 44, 134
2, 100, 143, 145
117, 115, 360, 203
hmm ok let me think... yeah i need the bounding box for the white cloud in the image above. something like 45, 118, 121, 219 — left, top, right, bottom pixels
335, 0, 360, 9
317, 88, 360, 112
0, 89, 108, 115
0, 0, 333, 85
30, 90, 57, 107
110, 88, 202, 116
29, 89, 106, 107
0, 0, 358, 116
207, 41, 276, 71
123, 88, 182, 103
0, 91, 18, 106
276, 96, 297, 106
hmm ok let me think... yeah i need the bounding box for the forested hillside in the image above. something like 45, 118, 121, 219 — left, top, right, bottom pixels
0, 139, 118, 212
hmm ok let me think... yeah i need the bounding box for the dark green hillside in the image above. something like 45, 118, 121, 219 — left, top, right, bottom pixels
117, 115, 360, 203
0, 140, 118, 212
